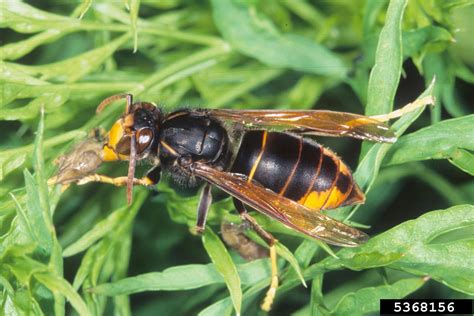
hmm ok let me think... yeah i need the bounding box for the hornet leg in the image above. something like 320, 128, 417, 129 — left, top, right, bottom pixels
76, 165, 161, 187
195, 183, 213, 234
233, 198, 279, 312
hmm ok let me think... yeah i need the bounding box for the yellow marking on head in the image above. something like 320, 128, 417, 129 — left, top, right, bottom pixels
108, 120, 125, 148
123, 113, 134, 128
102, 119, 131, 161
248, 131, 268, 182
103, 146, 119, 161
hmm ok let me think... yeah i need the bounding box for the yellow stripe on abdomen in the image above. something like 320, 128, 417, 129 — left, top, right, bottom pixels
301, 190, 332, 210
247, 131, 268, 182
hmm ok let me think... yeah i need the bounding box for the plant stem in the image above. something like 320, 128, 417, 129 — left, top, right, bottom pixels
134, 44, 231, 94
76, 22, 225, 47
211, 68, 283, 108
381, 163, 468, 205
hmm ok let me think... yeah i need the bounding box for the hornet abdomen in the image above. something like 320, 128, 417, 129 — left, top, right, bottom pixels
231, 131, 364, 210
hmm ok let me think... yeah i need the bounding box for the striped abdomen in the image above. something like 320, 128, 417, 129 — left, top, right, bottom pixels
230, 131, 364, 210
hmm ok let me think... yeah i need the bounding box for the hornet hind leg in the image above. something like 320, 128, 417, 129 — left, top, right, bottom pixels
233, 198, 279, 312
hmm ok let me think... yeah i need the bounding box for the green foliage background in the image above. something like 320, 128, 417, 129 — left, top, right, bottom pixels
1, 0, 473, 315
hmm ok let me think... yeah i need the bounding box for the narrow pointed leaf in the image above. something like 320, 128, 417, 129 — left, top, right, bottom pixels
202, 227, 242, 315
211, 0, 347, 78
333, 205, 474, 295
332, 278, 427, 314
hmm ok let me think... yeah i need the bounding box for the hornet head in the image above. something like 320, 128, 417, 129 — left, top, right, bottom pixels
97, 94, 161, 204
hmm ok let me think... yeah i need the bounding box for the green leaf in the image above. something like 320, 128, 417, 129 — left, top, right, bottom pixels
1, 80, 49, 106
62, 205, 128, 257
0, 201, 37, 255
310, 274, 328, 315
422, 53, 444, 123
332, 278, 426, 314
72, 242, 103, 290
0, 92, 69, 121
33, 104, 66, 313
90, 259, 270, 296
35, 273, 92, 316
276, 242, 306, 288
246, 228, 309, 287
334, 205, 474, 295
322, 270, 385, 311
92, 264, 222, 295
211, 0, 347, 78
111, 228, 133, 315
0, 275, 14, 296
280, 0, 324, 29
1, 1, 78, 33
199, 297, 234, 316
1, 61, 49, 86
8, 33, 130, 83
294, 239, 319, 268
0, 29, 71, 61
384, 115, 474, 167
23, 169, 53, 255
237, 259, 271, 285
202, 227, 242, 315
286, 76, 329, 110
76, 0, 92, 19
204, 68, 283, 108
442, 71, 471, 117
449, 149, 474, 176
198, 278, 270, 316
129, 0, 140, 52
365, 0, 407, 115
442, 0, 474, 9
353, 0, 409, 213
363, 0, 388, 34
339, 81, 435, 220
338, 252, 404, 271
422, 53, 470, 120
417, 164, 469, 204
403, 26, 453, 59
63, 190, 147, 257
0, 130, 85, 181
1, 1, 472, 314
